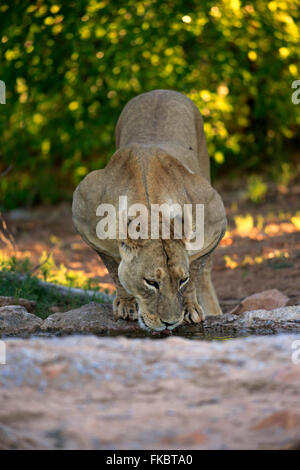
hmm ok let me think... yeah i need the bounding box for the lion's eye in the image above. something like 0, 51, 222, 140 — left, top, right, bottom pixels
144, 278, 159, 289
179, 276, 189, 288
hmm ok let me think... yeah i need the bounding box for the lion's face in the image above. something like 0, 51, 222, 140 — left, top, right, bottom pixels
118, 239, 189, 331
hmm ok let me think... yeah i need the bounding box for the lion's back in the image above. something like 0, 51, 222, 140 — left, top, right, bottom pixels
115, 90, 201, 152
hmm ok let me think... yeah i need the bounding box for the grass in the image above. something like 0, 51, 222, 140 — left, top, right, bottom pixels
0, 252, 111, 319
0, 270, 106, 319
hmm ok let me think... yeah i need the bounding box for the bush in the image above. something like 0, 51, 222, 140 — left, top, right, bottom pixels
0, 0, 299, 208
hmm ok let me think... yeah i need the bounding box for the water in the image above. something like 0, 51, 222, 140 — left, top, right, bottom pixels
93, 329, 246, 341
2, 326, 285, 342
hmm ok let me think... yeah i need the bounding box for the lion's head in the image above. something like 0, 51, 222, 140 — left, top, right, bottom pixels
118, 238, 189, 331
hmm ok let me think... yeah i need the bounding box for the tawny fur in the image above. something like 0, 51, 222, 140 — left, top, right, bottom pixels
72, 90, 227, 331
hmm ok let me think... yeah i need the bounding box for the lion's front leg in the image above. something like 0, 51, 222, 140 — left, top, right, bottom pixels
97, 251, 138, 321
182, 278, 205, 324
190, 255, 223, 317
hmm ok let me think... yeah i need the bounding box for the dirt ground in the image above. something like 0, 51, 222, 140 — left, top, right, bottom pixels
1, 182, 300, 313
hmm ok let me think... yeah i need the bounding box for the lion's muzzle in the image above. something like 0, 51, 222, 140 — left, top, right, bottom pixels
138, 306, 184, 332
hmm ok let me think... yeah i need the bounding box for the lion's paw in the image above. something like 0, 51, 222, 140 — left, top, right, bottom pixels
183, 301, 205, 324
113, 297, 138, 321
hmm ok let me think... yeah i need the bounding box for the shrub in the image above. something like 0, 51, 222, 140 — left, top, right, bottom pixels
0, 0, 299, 208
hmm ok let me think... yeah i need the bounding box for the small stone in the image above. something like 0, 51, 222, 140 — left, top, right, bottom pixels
7, 208, 32, 222
0, 296, 36, 313
230, 289, 289, 315
0, 305, 42, 336
49, 306, 61, 313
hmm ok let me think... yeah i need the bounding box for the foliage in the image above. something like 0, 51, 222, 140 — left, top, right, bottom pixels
0, 250, 110, 292
0, 0, 299, 208
247, 175, 268, 203
0, 270, 101, 319
233, 213, 254, 236
291, 212, 300, 230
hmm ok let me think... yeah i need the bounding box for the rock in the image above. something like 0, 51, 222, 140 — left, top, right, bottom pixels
49, 306, 61, 313
230, 289, 289, 315
1, 301, 300, 338
239, 306, 300, 324
1, 333, 300, 449
204, 306, 300, 336
41, 303, 300, 338
6, 208, 32, 222
41, 302, 139, 335
0, 305, 42, 336
0, 296, 36, 313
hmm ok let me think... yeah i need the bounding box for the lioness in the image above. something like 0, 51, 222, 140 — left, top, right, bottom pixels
72, 90, 227, 332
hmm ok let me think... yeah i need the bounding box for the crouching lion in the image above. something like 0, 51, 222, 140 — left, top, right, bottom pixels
72, 90, 227, 333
